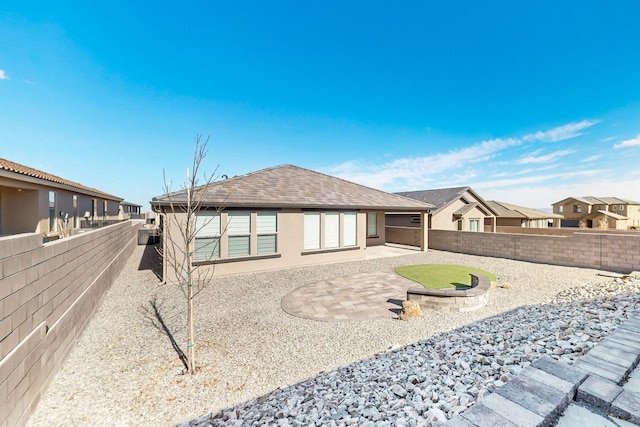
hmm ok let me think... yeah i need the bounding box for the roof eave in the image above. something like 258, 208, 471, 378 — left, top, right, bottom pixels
150, 200, 432, 211
0, 169, 123, 201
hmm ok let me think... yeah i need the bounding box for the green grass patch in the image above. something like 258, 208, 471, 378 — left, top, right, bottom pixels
395, 264, 496, 289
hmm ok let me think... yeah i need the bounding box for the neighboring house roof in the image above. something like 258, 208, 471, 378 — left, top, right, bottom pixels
395, 186, 498, 216
590, 210, 627, 220
120, 201, 142, 207
487, 200, 563, 220
552, 196, 640, 206
151, 164, 434, 211
594, 197, 640, 205
453, 202, 479, 216
0, 157, 122, 201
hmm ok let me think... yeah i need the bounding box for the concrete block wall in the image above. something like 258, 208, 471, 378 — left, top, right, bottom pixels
0, 221, 141, 426
428, 230, 640, 272
496, 226, 640, 236
385, 226, 423, 247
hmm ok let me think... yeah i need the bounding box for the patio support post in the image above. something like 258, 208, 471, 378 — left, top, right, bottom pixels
420, 210, 428, 251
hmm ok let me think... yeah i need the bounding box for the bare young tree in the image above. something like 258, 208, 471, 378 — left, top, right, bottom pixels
158, 135, 224, 374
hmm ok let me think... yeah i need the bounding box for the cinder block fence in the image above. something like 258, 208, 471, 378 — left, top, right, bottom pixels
385, 227, 640, 272
0, 221, 141, 426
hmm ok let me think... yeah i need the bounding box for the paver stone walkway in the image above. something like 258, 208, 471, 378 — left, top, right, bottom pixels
281, 269, 417, 321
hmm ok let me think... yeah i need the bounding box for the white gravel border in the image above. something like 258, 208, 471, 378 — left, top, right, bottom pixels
27, 245, 629, 426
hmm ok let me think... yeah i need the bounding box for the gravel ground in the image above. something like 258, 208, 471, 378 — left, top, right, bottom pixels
27, 245, 638, 426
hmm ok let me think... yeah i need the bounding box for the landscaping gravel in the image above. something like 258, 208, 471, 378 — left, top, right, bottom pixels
27, 245, 640, 426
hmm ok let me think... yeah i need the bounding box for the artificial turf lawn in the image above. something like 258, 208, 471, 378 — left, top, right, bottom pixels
395, 264, 497, 289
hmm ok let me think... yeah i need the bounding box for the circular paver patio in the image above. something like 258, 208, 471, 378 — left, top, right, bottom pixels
281, 269, 417, 321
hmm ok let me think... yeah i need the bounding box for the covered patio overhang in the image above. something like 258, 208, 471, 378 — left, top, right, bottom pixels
382, 209, 431, 249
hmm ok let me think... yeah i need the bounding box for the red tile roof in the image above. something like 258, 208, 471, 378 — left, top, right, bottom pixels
0, 158, 122, 201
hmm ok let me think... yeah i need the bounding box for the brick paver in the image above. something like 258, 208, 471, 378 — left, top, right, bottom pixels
281, 269, 417, 321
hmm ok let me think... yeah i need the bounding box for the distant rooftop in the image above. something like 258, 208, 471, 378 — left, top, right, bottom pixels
395, 186, 498, 216
487, 200, 563, 220
553, 196, 640, 206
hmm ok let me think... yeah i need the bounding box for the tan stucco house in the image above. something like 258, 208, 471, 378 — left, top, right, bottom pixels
486, 200, 563, 229
551, 196, 640, 229
0, 158, 122, 238
386, 186, 497, 232
119, 201, 143, 220
150, 164, 433, 279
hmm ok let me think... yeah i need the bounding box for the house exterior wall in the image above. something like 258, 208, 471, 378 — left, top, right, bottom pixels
428, 229, 640, 272
625, 205, 640, 227
0, 221, 141, 426
161, 209, 379, 278
552, 199, 592, 220
0, 174, 121, 237
365, 211, 386, 246
0, 188, 39, 236
458, 205, 488, 231
431, 199, 466, 230
77, 197, 93, 222
430, 195, 491, 232
495, 217, 523, 228
527, 219, 552, 228
589, 213, 628, 230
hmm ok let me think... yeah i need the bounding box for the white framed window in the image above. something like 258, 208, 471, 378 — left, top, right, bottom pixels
612, 205, 617, 211
49, 191, 56, 232
557, 206, 564, 213
343, 212, 357, 246
366, 213, 378, 237
72, 195, 79, 228
457, 220, 463, 231
227, 212, 250, 256
619, 205, 625, 211
324, 212, 340, 249
194, 212, 221, 261
304, 213, 321, 250
573, 205, 582, 213
470, 219, 480, 232
305, 211, 360, 251
257, 212, 277, 254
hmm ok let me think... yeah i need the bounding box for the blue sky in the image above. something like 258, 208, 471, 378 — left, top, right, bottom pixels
1, 1, 640, 209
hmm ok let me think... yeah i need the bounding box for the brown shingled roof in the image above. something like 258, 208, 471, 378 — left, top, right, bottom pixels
552, 196, 640, 206
0, 158, 122, 201
152, 164, 433, 211
395, 186, 499, 216
487, 200, 563, 220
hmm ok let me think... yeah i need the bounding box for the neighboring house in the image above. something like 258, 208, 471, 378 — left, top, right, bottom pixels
551, 196, 640, 229
119, 201, 143, 220
486, 200, 563, 229
150, 164, 433, 278
0, 158, 122, 237
387, 186, 497, 232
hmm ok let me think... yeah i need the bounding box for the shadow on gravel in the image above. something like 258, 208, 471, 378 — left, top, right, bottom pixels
138, 244, 163, 281
141, 297, 188, 371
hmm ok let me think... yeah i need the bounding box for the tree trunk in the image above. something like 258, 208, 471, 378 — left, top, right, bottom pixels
187, 273, 195, 373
